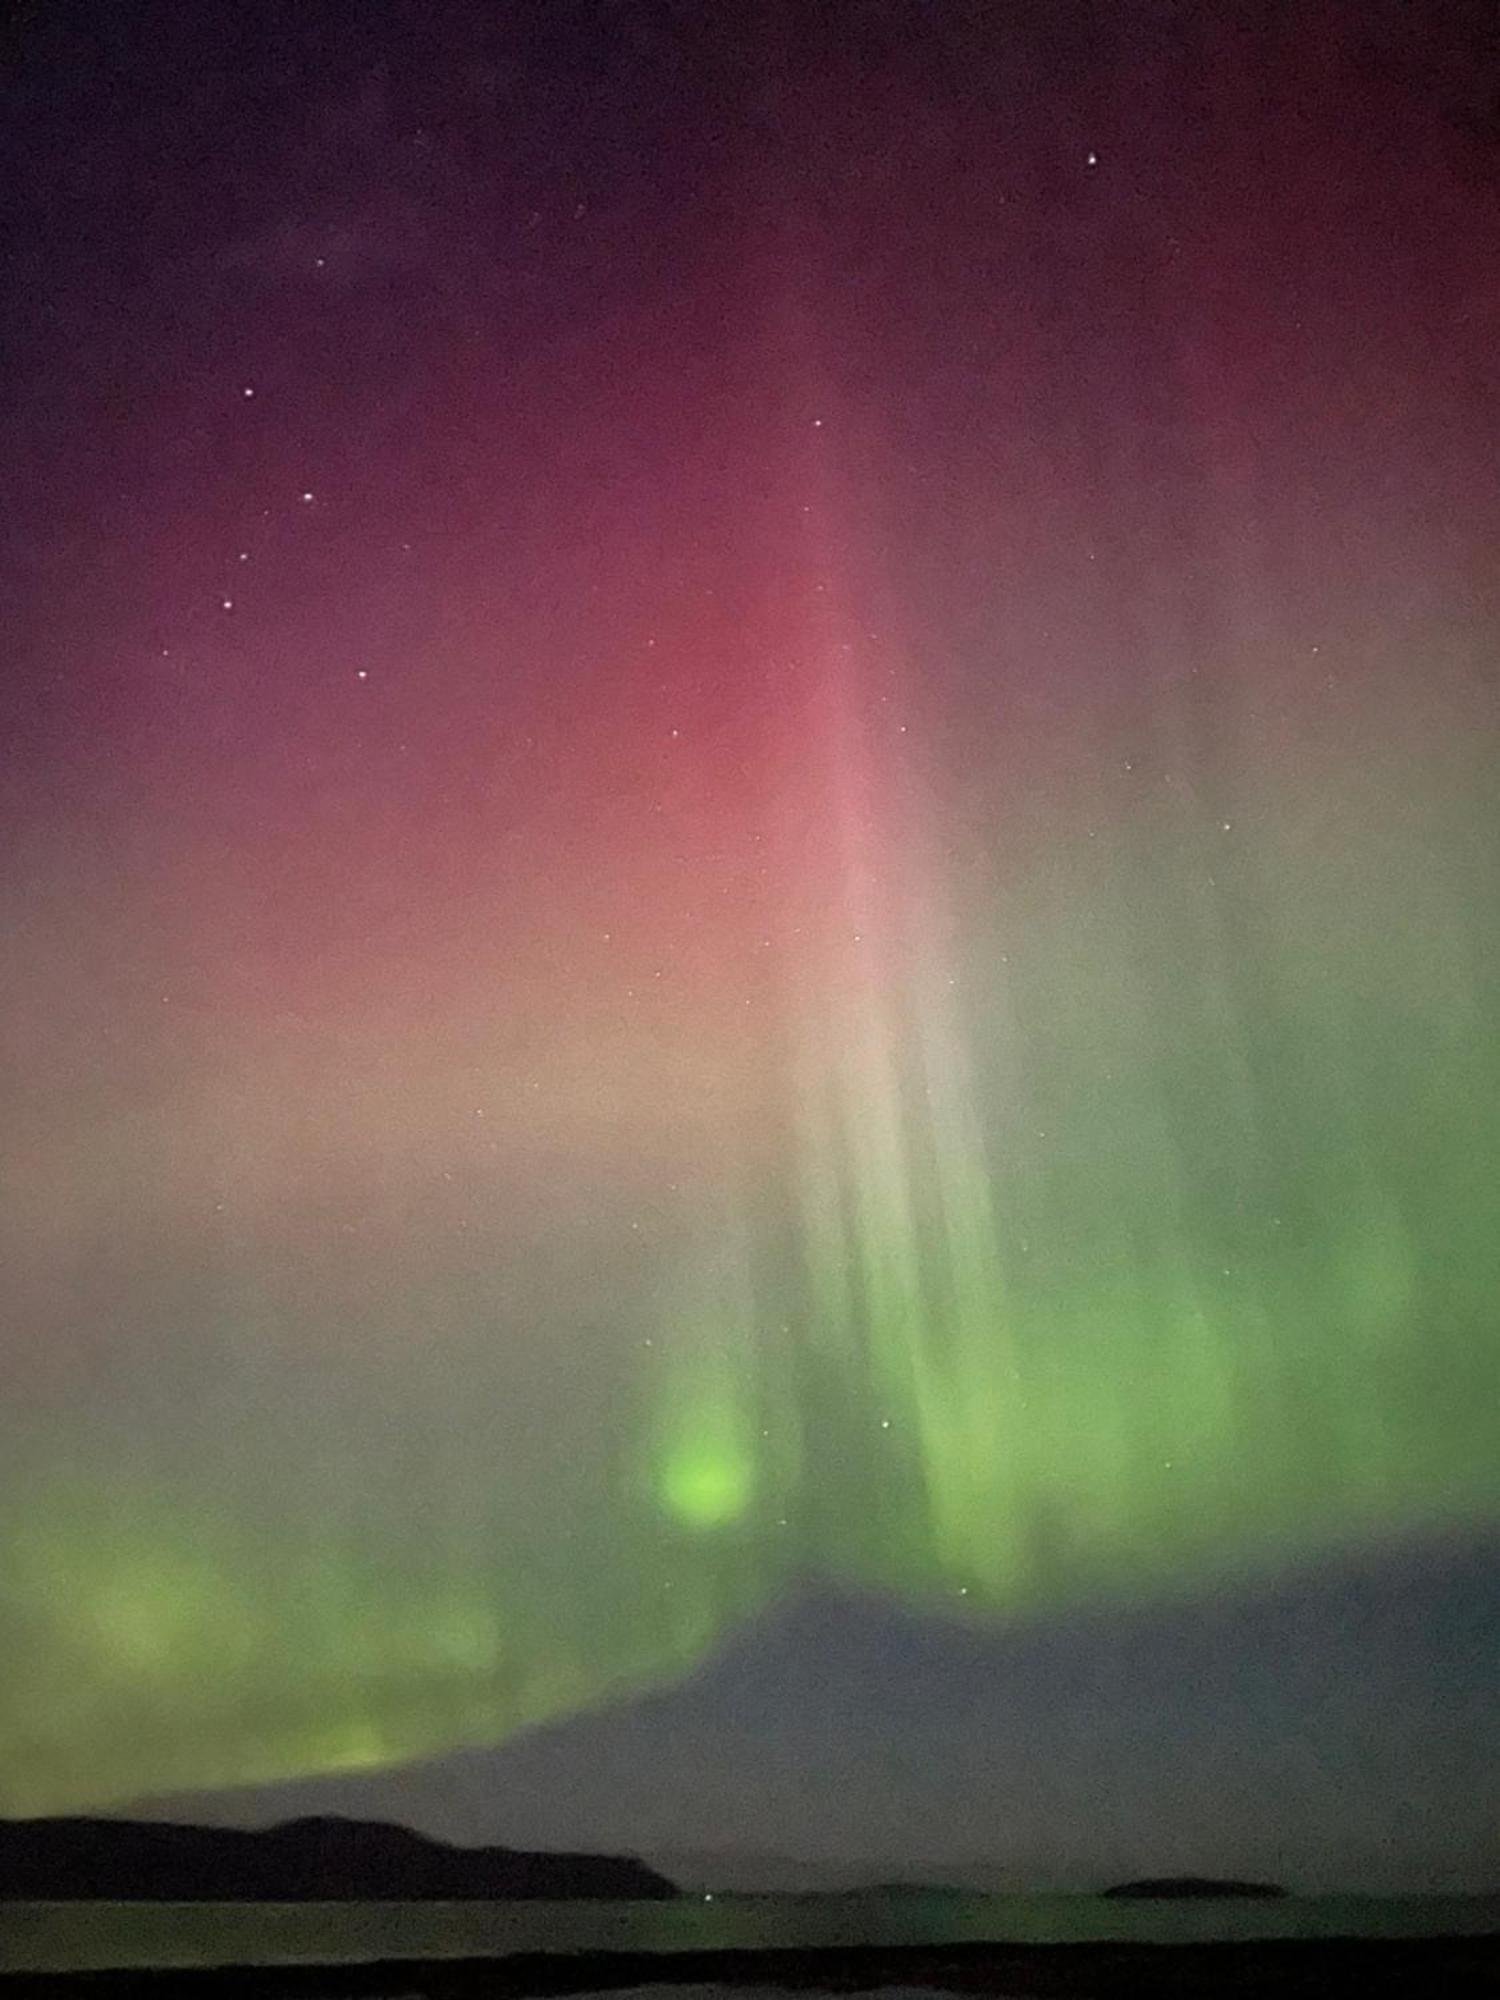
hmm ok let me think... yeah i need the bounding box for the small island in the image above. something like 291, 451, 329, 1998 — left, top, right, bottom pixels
1103, 1876, 1288, 1899
0, 1815, 676, 1901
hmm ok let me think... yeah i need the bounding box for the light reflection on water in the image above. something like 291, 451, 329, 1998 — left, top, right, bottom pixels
5, 1891, 1499, 1974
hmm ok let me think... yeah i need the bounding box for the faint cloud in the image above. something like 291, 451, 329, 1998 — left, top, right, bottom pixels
218, 66, 434, 287
218, 201, 433, 287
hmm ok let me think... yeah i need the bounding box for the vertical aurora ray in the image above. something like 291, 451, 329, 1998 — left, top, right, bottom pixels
647, 1193, 774, 1536
750, 245, 1500, 1611
764, 446, 1033, 1599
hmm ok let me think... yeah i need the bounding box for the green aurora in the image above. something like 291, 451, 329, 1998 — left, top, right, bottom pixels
3, 613, 1496, 1818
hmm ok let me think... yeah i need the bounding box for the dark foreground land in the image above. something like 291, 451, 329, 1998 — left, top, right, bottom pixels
7, 1938, 1500, 1997
0, 1818, 672, 1901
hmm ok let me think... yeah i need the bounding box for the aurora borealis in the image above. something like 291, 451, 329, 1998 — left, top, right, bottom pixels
2, 1, 1499, 1867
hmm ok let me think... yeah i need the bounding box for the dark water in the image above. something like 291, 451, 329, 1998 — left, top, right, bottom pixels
6, 1891, 1499, 1974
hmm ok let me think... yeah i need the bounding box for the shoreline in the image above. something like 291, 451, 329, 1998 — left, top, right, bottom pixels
7, 1936, 1500, 1997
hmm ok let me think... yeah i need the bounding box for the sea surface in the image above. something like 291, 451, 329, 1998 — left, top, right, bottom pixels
5, 1890, 1499, 1974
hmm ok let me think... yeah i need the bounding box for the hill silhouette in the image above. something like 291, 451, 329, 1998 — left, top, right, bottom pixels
0, 1814, 674, 1900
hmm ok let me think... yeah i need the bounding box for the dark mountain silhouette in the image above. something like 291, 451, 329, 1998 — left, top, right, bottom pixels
0, 1814, 674, 1900
119, 1540, 1500, 1894
1104, 1877, 1287, 1899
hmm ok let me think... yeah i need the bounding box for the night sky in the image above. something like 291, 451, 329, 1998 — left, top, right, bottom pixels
3, 1, 1499, 1887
